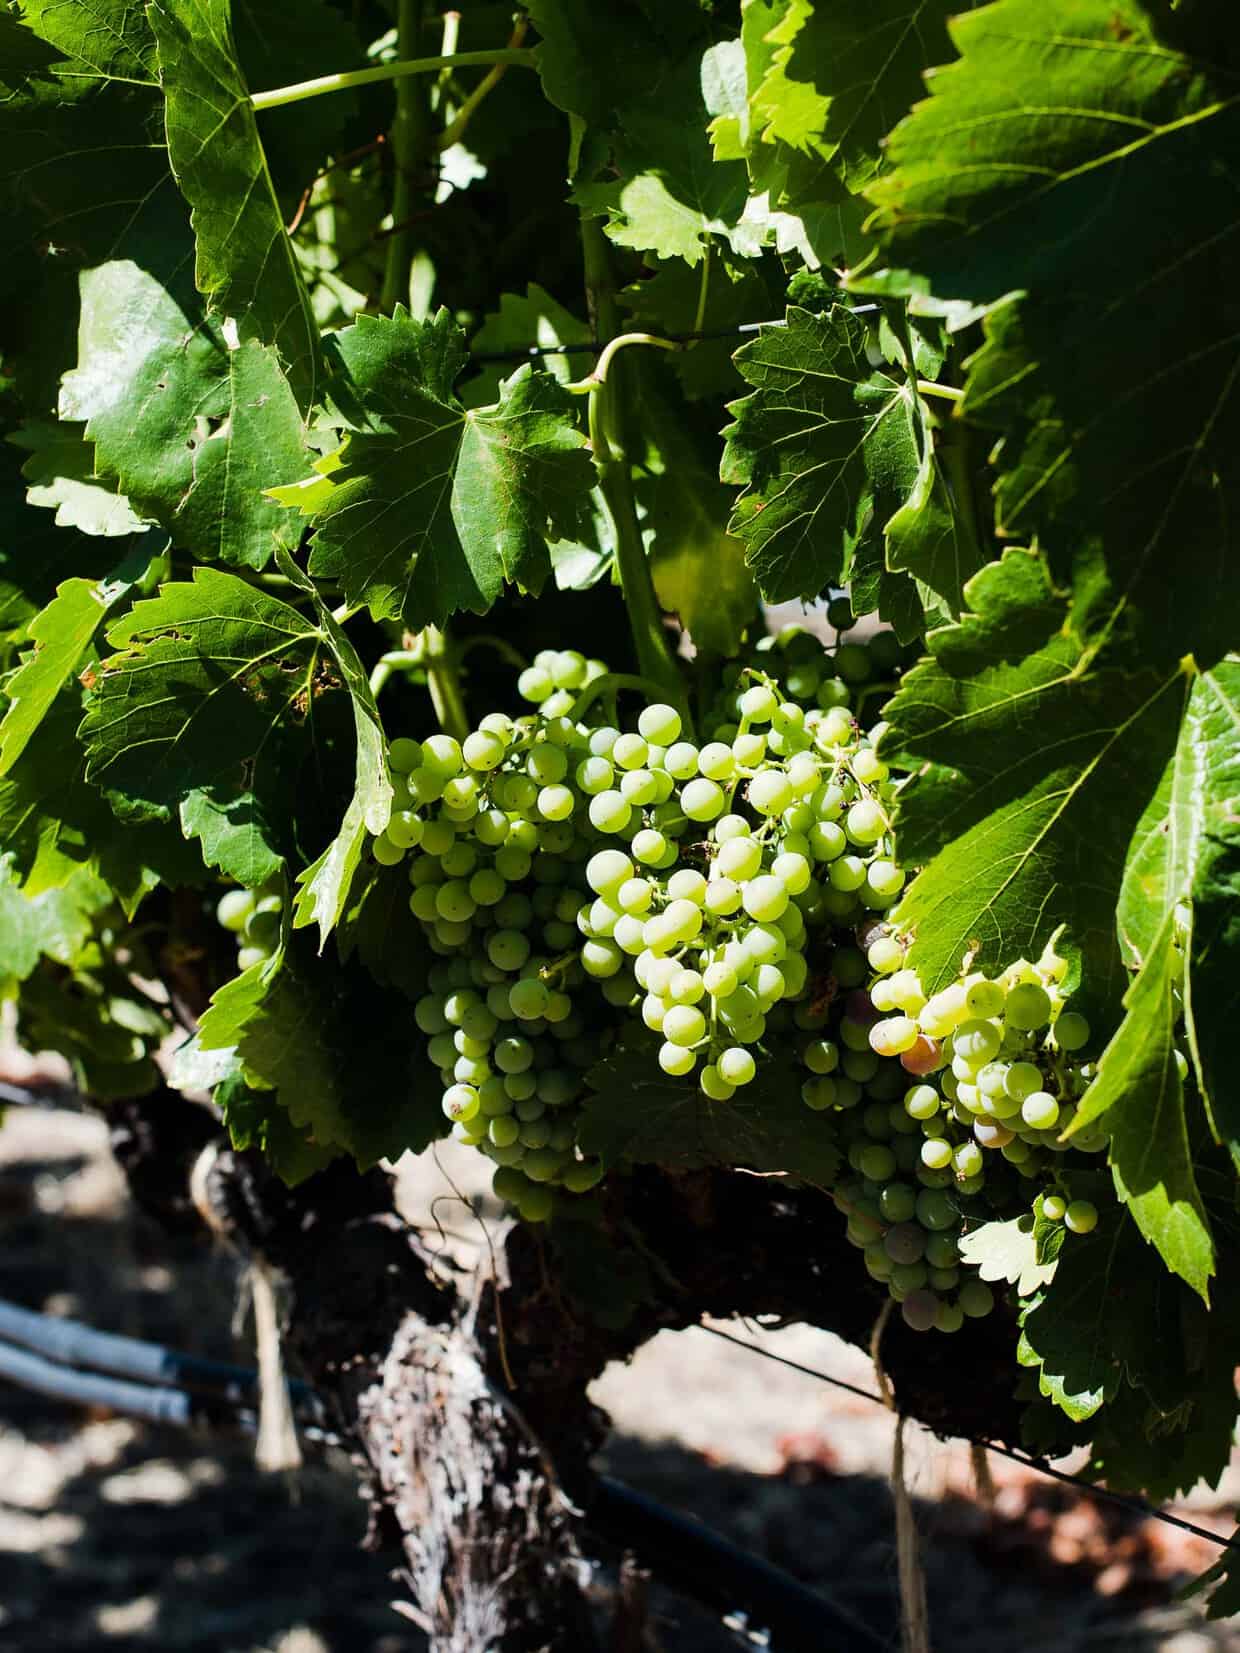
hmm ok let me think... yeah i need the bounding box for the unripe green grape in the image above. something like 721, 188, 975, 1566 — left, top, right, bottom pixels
582, 938, 623, 978
389, 735, 423, 773
1005, 981, 1052, 1030
835, 643, 871, 683
667, 868, 708, 905
952, 1141, 984, 1179
771, 851, 811, 895
958, 1280, 994, 1319
663, 741, 699, 780
753, 963, 786, 1006
818, 707, 854, 748
714, 1048, 754, 1087
462, 730, 505, 772
748, 770, 794, 817
858, 1143, 896, 1182
921, 1138, 953, 1170
663, 898, 703, 941
508, 977, 550, 1020
607, 732, 644, 771
884, 1223, 926, 1266
642, 995, 668, 1033
743, 923, 786, 964
915, 1189, 957, 1232
716, 836, 761, 882
705, 878, 742, 917
844, 799, 885, 847
900, 1289, 941, 1332
659, 1041, 697, 1077
681, 777, 725, 821
422, 734, 463, 778
826, 855, 866, 894
1064, 1199, 1099, 1234
801, 1077, 837, 1110
586, 849, 631, 894
732, 731, 767, 768
663, 1004, 707, 1047
518, 665, 554, 703
953, 1018, 1002, 1066
963, 977, 1005, 1018
668, 969, 705, 1005
1054, 1011, 1090, 1051
741, 875, 789, 923
646, 957, 680, 996
803, 1038, 839, 1075
703, 962, 738, 999
575, 755, 613, 795
699, 1064, 735, 1101
493, 846, 531, 883
588, 790, 631, 832
613, 914, 647, 954
628, 828, 664, 866
1041, 1194, 1068, 1222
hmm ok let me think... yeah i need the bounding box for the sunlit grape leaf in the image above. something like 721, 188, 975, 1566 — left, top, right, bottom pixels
883, 553, 1187, 1022
0, 576, 120, 773
79, 569, 352, 887
59, 261, 308, 569
9, 422, 148, 538
274, 309, 594, 629
720, 305, 928, 619
1069, 913, 1213, 1300
147, 0, 322, 402
574, 74, 749, 265
0, 9, 59, 80
770, 0, 963, 194
884, 435, 984, 620
579, 1042, 840, 1182
865, 0, 1240, 666
958, 1218, 1056, 1298
1116, 660, 1240, 1162
0, 856, 110, 983
1018, 1201, 1190, 1422
197, 940, 442, 1167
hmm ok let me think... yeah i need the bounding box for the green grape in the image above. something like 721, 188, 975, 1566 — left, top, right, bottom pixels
1005, 982, 1052, 1030
659, 1041, 697, 1076
700, 1064, 735, 1101
718, 1047, 756, 1086
1054, 1011, 1090, 1051
958, 1280, 994, 1319
1064, 1199, 1099, 1234
681, 778, 725, 821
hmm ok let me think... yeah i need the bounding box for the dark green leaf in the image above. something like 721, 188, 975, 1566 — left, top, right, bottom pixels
59, 261, 309, 570
866, 0, 1240, 666
579, 1040, 840, 1181
721, 305, 960, 630
1070, 912, 1214, 1299
79, 569, 346, 886
197, 941, 444, 1167
275, 310, 595, 629
147, 0, 322, 402
883, 553, 1187, 1019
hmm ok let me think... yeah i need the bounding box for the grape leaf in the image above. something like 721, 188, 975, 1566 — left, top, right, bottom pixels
579, 1041, 840, 1182
883, 553, 1187, 1021
865, 0, 1240, 666
574, 66, 749, 266
147, 0, 322, 403
0, 693, 199, 908
10, 422, 148, 538
215, 1074, 337, 1185
1069, 912, 1214, 1300
0, 575, 121, 773
0, 856, 110, 984
0, 8, 60, 80
1018, 1204, 1189, 1422
274, 552, 393, 946
1114, 660, 1240, 1162
957, 1218, 1056, 1298
274, 309, 594, 630
59, 261, 308, 570
466, 283, 592, 407
1180, 662, 1240, 1161
15, 960, 163, 1097
721, 305, 960, 625
197, 942, 442, 1167
79, 568, 351, 887
527, 0, 706, 132
620, 255, 779, 402
772, 0, 963, 194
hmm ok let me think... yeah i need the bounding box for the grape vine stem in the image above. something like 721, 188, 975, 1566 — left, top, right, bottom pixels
580, 217, 687, 721
250, 48, 537, 113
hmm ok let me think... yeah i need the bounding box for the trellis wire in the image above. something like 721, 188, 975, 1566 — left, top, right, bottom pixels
700, 1324, 1240, 1556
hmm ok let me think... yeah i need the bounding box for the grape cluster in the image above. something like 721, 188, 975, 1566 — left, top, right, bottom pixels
810, 939, 1102, 1332
215, 878, 285, 970
364, 632, 912, 1219
358, 622, 1112, 1334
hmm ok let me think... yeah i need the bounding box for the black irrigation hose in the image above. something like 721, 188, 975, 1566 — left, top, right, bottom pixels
0, 1306, 871, 1647
0, 1297, 319, 1419
592, 1474, 887, 1652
